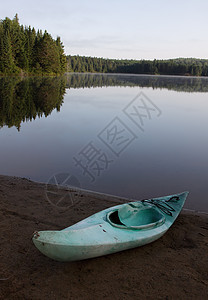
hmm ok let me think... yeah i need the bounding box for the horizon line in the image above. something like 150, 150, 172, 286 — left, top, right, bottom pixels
65, 54, 208, 61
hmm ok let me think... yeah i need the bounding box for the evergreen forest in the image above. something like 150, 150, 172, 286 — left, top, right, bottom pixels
67, 56, 208, 77
0, 15, 66, 75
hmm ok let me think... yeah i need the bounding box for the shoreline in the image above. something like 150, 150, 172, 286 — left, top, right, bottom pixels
0, 174, 208, 299
1, 72, 208, 79
2, 174, 208, 215
27, 176, 208, 216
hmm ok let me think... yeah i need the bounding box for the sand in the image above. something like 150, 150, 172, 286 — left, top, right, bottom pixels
0, 175, 208, 299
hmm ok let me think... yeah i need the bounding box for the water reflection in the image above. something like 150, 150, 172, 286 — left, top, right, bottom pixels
0, 74, 208, 131
0, 77, 66, 131
0, 74, 208, 211
66, 73, 208, 92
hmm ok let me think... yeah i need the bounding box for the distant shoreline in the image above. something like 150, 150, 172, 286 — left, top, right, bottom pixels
66, 72, 208, 79
1, 72, 208, 79
66, 55, 208, 77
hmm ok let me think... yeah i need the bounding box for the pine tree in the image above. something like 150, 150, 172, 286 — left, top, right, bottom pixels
56, 37, 67, 74
0, 31, 18, 74
34, 31, 60, 74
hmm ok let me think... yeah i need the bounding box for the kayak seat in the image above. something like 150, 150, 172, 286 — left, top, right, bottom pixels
108, 210, 125, 226
107, 203, 165, 230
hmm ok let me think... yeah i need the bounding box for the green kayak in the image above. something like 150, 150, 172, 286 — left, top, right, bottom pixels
33, 191, 188, 262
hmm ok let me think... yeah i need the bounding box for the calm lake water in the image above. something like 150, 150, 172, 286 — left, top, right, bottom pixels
0, 73, 208, 211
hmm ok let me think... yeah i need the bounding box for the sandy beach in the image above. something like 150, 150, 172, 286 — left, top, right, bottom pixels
0, 174, 207, 299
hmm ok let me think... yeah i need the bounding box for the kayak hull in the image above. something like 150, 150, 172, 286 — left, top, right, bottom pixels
33, 231, 166, 262
33, 191, 188, 262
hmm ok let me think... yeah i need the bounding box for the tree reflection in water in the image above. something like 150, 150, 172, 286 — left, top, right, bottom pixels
1, 73, 208, 131
0, 76, 66, 131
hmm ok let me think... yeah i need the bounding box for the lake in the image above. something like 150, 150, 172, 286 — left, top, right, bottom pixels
0, 73, 208, 211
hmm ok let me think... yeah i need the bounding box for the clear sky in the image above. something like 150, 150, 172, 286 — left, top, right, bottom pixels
1, 0, 208, 60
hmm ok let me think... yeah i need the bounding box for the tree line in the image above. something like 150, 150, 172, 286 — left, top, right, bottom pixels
0, 15, 67, 75
1, 15, 207, 77
67, 56, 208, 77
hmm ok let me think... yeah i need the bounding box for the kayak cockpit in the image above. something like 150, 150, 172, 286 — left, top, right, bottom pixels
107, 203, 165, 230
